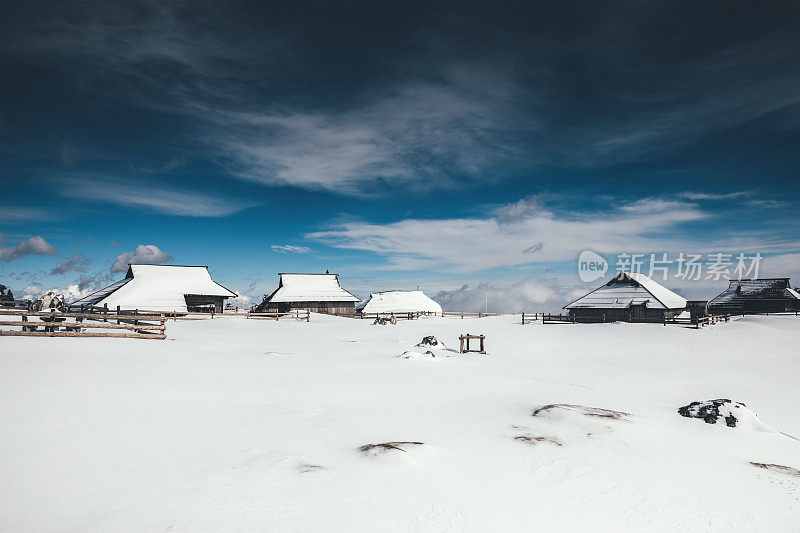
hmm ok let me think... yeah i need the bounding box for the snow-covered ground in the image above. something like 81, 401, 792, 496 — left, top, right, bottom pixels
1, 314, 798, 531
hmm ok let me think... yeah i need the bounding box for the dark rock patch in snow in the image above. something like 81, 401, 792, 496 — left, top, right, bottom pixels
678, 399, 744, 427
418, 336, 439, 346
514, 435, 563, 447
532, 404, 631, 420
373, 316, 397, 325
359, 441, 425, 456
750, 462, 800, 477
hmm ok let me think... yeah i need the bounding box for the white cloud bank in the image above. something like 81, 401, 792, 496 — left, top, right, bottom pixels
228, 292, 252, 308
22, 283, 95, 302
308, 194, 797, 274
433, 275, 586, 313
111, 244, 173, 273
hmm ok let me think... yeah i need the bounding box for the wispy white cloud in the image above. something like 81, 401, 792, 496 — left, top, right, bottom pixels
59, 176, 255, 217
133, 155, 186, 174
271, 244, 311, 254
219, 69, 526, 194
0, 207, 61, 223
679, 191, 752, 201
111, 244, 172, 273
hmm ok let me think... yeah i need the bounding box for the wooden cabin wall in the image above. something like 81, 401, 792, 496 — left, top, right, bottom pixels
567, 307, 683, 320
184, 295, 226, 313
261, 301, 356, 315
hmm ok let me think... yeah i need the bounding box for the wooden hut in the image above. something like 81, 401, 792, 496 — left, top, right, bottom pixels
564, 271, 687, 321
708, 278, 800, 314
69, 264, 237, 313
255, 273, 360, 315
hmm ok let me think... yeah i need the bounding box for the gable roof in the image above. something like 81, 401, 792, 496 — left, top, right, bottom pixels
356, 290, 442, 314
70, 264, 236, 312
265, 273, 360, 303
565, 271, 687, 310
709, 278, 800, 306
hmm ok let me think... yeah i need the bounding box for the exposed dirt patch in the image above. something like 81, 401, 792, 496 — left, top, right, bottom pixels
751, 462, 800, 477
532, 404, 631, 420
359, 441, 425, 455
297, 463, 324, 473
514, 435, 563, 446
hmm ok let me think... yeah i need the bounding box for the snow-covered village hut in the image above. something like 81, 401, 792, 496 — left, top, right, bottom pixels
564, 271, 687, 321
708, 278, 800, 314
255, 273, 360, 315
356, 290, 442, 315
69, 264, 237, 313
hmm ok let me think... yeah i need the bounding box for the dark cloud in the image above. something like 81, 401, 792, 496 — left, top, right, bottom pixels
51, 253, 91, 274
4, 2, 796, 196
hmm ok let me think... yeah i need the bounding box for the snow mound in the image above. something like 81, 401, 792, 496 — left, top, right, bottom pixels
519, 405, 633, 447
532, 404, 631, 420
359, 441, 425, 456
398, 336, 456, 359
750, 462, 800, 477
678, 400, 775, 431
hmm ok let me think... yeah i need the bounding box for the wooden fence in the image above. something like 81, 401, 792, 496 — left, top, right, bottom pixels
343, 311, 436, 320
521, 313, 544, 324
0, 309, 167, 339
0, 300, 30, 310
246, 310, 310, 321
441, 311, 504, 319
695, 314, 731, 328
535, 313, 731, 328
334, 311, 504, 320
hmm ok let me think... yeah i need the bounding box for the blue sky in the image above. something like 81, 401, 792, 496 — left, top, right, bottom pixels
1, 1, 798, 310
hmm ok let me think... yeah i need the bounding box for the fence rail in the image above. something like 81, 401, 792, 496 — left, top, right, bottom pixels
246, 310, 310, 321
0, 309, 166, 339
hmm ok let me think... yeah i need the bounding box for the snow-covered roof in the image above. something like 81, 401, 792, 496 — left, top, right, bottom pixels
266, 273, 360, 303
709, 278, 800, 306
565, 271, 687, 310
70, 265, 236, 312
356, 290, 442, 314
